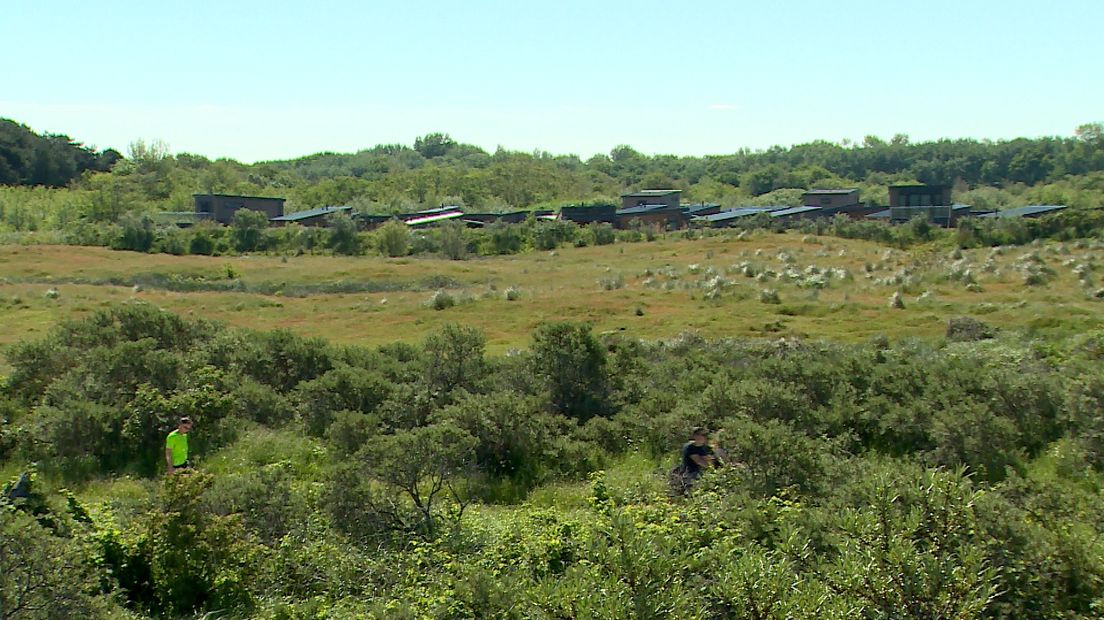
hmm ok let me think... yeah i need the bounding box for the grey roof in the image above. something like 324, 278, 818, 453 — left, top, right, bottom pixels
978, 205, 1068, 219
620, 189, 681, 197
616, 204, 672, 216
696, 207, 778, 222
416, 206, 463, 214
194, 193, 286, 201
684, 202, 721, 212
770, 206, 822, 217
270, 205, 352, 222
889, 204, 971, 213
802, 189, 857, 195
867, 209, 892, 219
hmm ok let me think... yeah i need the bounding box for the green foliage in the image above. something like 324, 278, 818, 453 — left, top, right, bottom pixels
111, 213, 155, 252
423, 323, 486, 396
532, 220, 577, 250
134, 473, 261, 616
186, 222, 218, 255
233, 329, 334, 392
326, 211, 361, 255
375, 219, 411, 257
231, 208, 271, 252
0, 118, 119, 187
530, 321, 611, 420
824, 468, 999, 618
588, 221, 616, 246
484, 221, 525, 254
4, 308, 1104, 617
0, 507, 123, 619
433, 392, 570, 488
296, 365, 392, 436
327, 422, 477, 541
437, 220, 468, 260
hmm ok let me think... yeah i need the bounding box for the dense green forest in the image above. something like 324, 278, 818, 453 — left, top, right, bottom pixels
3, 305, 1104, 618
1, 121, 1103, 239
0, 119, 120, 187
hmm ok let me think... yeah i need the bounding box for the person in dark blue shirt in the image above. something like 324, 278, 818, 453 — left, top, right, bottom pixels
681, 427, 716, 477
671, 427, 717, 495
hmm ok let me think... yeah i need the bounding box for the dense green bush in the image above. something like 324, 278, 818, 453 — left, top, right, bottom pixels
0, 507, 124, 618
532, 219, 577, 250
375, 219, 411, 257
530, 321, 611, 420
296, 365, 392, 436
4, 308, 1104, 618
230, 208, 270, 252
423, 322, 487, 396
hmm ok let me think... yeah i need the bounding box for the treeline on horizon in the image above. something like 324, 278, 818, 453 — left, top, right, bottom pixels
0, 119, 121, 187
1, 118, 1103, 236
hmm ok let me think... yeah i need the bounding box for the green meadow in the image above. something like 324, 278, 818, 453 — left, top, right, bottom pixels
2, 230, 1100, 364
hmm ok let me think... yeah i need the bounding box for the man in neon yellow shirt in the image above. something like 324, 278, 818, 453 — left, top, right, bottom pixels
165, 417, 193, 474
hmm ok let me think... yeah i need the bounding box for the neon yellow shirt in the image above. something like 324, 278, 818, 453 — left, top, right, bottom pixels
166, 430, 189, 466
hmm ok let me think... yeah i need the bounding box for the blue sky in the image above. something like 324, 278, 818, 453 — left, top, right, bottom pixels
2, 0, 1101, 162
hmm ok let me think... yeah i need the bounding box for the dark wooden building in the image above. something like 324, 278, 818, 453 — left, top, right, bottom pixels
194, 193, 285, 225
560, 205, 617, 225
888, 184, 952, 208
888, 204, 971, 227
615, 205, 689, 230
821, 204, 886, 220
802, 189, 860, 209
620, 189, 682, 211
461, 211, 530, 225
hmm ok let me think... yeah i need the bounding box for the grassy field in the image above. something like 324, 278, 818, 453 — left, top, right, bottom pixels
1, 231, 1101, 368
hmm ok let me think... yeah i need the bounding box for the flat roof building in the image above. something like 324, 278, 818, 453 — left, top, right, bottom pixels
620, 189, 681, 211
888, 204, 971, 227
194, 193, 285, 225
615, 205, 688, 230
888, 184, 952, 208
561, 204, 617, 225
802, 189, 860, 209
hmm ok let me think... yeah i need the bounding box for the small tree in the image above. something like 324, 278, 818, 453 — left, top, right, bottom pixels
112, 213, 155, 252
327, 211, 361, 255
486, 221, 525, 254
423, 323, 486, 395
230, 208, 270, 253
530, 321, 611, 421
533, 220, 577, 250
438, 220, 468, 260
188, 224, 217, 255
589, 222, 616, 246
334, 423, 477, 540
375, 220, 410, 257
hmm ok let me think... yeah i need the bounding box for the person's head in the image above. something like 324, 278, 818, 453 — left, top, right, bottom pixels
178, 417, 193, 434
691, 426, 708, 445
